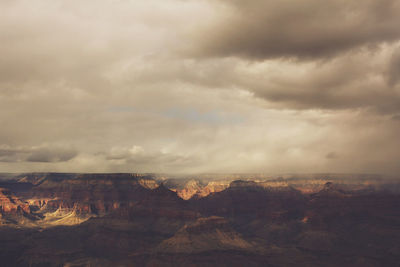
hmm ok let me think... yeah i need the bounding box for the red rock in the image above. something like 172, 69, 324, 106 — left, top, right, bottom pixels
0, 188, 31, 215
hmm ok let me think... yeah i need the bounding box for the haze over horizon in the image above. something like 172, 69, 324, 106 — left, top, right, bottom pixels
1, 0, 400, 174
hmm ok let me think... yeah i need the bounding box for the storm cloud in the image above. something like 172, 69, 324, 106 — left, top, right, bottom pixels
0, 145, 77, 163
0, 0, 399, 174
194, 0, 400, 60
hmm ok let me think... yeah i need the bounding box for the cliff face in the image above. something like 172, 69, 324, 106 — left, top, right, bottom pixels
24, 173, 155, 215
168, 179, 230, 200
197, 181, 231, 198
138, 178, 159, 189
191, 180, 306, 224
0, 188, 34, 226
168, 176, 373, 200
0, 174, 399, 267
0, 173, 164, 227
0, 188, 30, 215
174, 180, 203, 200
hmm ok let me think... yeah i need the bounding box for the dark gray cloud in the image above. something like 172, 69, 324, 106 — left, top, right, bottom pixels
0, 0, 400, 174
0, 147, 27, 162
194, 0, 400, 60
387, 47, 400, 86
138, 50, 400, 115
0, 145, 77, 163
247, 53, 400, 114
26, 147, 78, 163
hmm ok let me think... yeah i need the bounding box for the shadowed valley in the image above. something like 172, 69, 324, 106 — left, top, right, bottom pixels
0, 173, 399, 266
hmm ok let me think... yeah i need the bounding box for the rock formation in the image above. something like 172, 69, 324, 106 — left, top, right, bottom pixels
0, 173, 399, 266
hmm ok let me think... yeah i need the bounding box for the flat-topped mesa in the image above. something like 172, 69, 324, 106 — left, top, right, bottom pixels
28, 173, 155, 193
229, 180, 259, 188
168, 178, 298, 200
76, 173, 151, 180
227, 180, 267, 192
15, 173, 154, 186
19, 174, 159, 217
228, 179, 293, 192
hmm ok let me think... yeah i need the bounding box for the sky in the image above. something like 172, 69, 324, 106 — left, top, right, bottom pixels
1, 0, 400, 174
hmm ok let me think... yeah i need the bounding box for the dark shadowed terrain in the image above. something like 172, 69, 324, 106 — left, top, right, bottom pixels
0, 173, 399, 266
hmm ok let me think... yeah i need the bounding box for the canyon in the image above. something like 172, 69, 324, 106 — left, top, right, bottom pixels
0, 173, 399, 266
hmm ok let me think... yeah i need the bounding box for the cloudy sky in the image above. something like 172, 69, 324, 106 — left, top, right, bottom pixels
1, 0, 400, 174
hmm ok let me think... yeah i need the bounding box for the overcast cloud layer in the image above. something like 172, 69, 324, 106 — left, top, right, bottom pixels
1, 0, 399, 174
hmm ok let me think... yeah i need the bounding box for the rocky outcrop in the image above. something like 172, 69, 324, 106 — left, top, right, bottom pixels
0, 174, 399, 266
229, 180, 259, 188
175, 180, 204, 200
0, 188, 30, 215
192, 180, 306, 223
198, 181, 230, 197
0, 173, 161, 226
22, 173, 157, 215
156, 216, 253, 253
138, 178, 159, 189
170, 180, 230, 200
